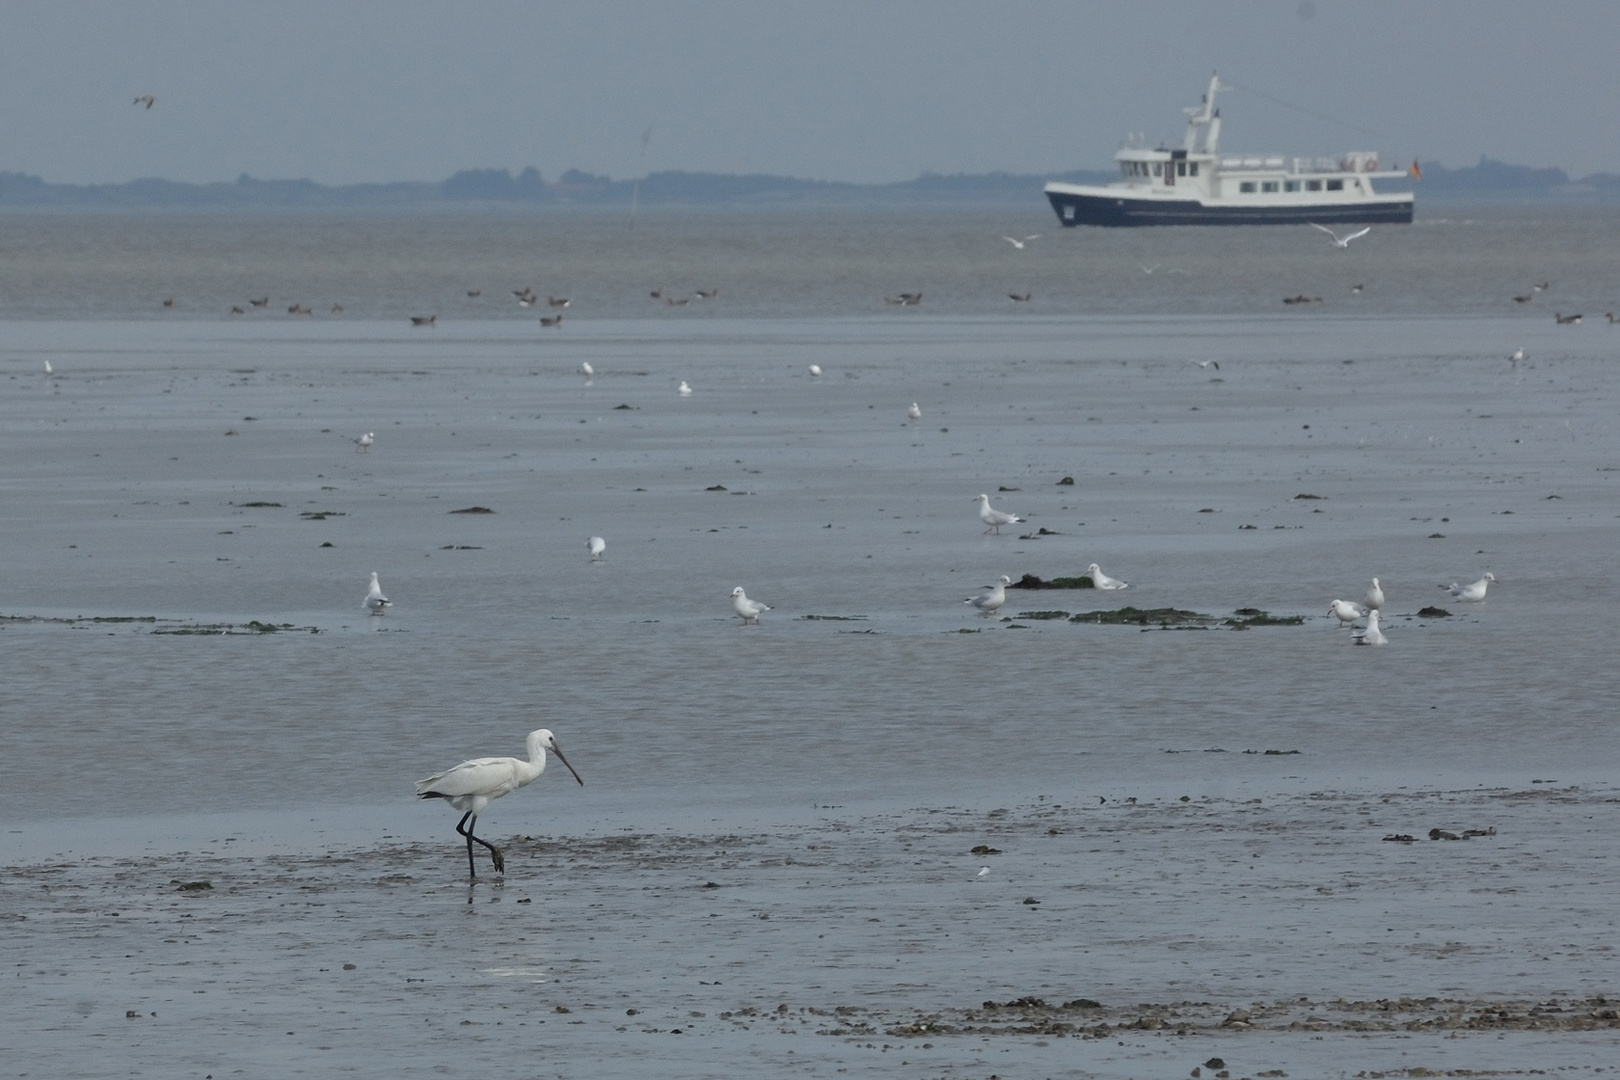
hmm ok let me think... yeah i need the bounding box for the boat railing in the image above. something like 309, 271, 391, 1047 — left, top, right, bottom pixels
1218, 153, 1384, 174
1218, 156, 1288, 171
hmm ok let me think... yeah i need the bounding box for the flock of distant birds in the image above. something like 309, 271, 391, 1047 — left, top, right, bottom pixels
1327, 573, 1498, 647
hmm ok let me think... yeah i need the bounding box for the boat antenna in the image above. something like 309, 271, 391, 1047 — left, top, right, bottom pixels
1220, 77, 1385, 140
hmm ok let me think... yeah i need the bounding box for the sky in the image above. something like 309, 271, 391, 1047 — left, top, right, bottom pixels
0, 1, 1616, 187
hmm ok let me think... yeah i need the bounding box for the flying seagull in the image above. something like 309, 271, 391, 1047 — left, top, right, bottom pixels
1002, 235, 1041, 249
1309, 223, 1371, 248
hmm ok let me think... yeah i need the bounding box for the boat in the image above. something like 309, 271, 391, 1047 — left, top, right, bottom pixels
1044, 74, 1414, 227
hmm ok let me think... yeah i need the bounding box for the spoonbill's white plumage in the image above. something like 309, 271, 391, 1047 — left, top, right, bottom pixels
731, 586, 771, 625
1087, 563, 1128, 590
1309, 222, 1371, 248
364, 571, 390, 613
587, 536, 606, 561
678, 380, 692, 396
1446, 572, 1497, 602
354, 432, 374, 453
965, 574, 1012, 615
1002, 234, 1041, 249
415, 728, 583, 879
808, 364, 822, 376
906, 402, 922, 421
975, 493, 1022, 534
1328, 599, 1363, 626
1364, 577, 1384, 611
1352, 608, 1387, 646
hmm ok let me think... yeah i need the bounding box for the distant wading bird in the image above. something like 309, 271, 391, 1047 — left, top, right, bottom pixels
364, 571, 390, 613
906, 402, 922, 421
975, 493, 1023, 534
1309, 223, 1370, 248
354, 432, 374, 453
588, 536, 606, 562
415, 729, 583, 879
965, 574, 1012, 615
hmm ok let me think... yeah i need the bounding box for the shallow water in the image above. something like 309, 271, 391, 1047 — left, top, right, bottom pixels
3, 208, 1619, 1075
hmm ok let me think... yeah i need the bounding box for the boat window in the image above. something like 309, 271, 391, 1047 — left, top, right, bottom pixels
1239, 181, 1256, 193
1188, 162, 1198, 176
1152, 163, 1161, 176
1176, 161, 1186, 177
1306, 179, 1322, 191
1261, 181, 1279, 193
1326, 179, 1343, 191
1284, 180, 1300, 192
1063, 204, 1074, 220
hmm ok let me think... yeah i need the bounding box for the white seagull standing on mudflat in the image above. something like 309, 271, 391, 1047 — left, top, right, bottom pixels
966, 575, 1012, 616
730, 586, 771, 625
364, 572, 391, 613
975, 494, 1023, 534
1446, 572, 1497, 602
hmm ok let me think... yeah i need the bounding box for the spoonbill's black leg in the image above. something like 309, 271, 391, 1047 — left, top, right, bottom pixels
456, 813, 505, 876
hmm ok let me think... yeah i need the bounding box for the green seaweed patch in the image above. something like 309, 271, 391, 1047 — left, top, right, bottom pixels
175, 880, 213, 892
300, 511, 346, 520
1014, 611, 1070, 620
151, 621, 319, 635
1417, 606, 1452, 618
800, 614, 869, 621
1223, 609, 1305, 627
90, 616, 158, 623
236, 501, 282, 508
449, 506, 495, 514
1009, 574, 1094, 590
1070, 607, 1213, 627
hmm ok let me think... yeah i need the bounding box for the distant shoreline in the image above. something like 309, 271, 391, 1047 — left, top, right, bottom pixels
0, 156, 1610, 210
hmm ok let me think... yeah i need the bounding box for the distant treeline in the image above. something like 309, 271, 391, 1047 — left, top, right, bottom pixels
0, 157, 1609, 209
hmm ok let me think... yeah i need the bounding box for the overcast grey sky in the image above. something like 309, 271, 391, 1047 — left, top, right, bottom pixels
1, 1, 1615, 186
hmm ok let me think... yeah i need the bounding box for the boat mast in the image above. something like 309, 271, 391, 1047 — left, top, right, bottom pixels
1183, 72, 1222, 155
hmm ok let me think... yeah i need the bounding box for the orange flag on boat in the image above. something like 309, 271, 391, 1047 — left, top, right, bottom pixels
1409, 160, 1422, 180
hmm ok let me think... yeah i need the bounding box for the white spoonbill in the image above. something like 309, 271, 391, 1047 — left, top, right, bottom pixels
1446, 572, 1497, 602
587, 536, 606, 562
1352, 608, 1387, 646
731, 586, 771, 625
1364, 577, 1384, 611
975, 493, 1023, 534
1309, 222, 1371, 248
1087, 563, 1128, 590
415, 728, 583, 879
1328, 599, 1363, 627
354, 432, 374, 453
364, 572, 390, 613
965, 574, 1012, 616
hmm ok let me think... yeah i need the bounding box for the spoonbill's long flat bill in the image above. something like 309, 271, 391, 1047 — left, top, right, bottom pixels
1310, 223, 1371, 248
1447, 572, 1497, 602
415, 728, 583, 879
975, 494, 1023, 534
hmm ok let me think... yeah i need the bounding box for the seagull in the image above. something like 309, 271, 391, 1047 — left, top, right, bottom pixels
1510, 347, 1525, 365
906, 402, 922, 421
1364, 577, 1384, 611
1087, 563, 1128, 590
1446, 572, 1497, 602
1352, 608, 1387, 646
364, 571, 390, 613
1328, 599, 1364, 626
1350, 283, 1364, 294
580, 361, 594, 378
354, 432, 374, 453
410, 314, 437, 326
965, 575, 1012, 615
1309, 223, 1371, 248
678, 380, 693, 396
808, 364, 822, 376
731, 586, 771, 625
133, 95, 155, 109
540, 314, 563, 327
587, 536, 606, 562
976, 866, 990, 878
1002, 235, 1041, 249
975, 494, 1023, 534
1192, 359, 1219, 371
415, 728, 583, 879
43, 360, 52, 375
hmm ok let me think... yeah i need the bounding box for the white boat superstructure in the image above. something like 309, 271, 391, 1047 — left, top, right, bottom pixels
1045, 74, 1415, 227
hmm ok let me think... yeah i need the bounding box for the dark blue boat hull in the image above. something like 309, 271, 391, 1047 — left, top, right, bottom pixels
1046, 189, 1413, 227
